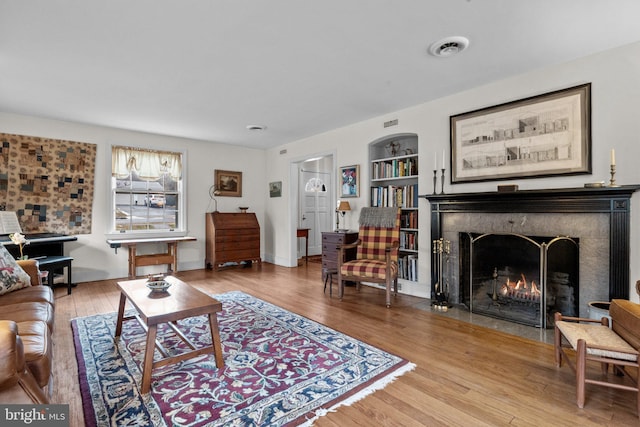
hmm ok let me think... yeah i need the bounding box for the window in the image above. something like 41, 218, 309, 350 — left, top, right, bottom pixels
304, 177, 327, 193
109, 146, 186, 237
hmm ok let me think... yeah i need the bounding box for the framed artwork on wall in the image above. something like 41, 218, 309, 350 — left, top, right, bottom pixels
450, 83, 592, 183
339, 164, 360, 198
269, 181, 282, 197
214, 169, 242, 197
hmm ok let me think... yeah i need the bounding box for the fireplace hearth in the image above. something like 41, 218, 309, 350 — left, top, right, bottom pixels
423, 186, 640, 325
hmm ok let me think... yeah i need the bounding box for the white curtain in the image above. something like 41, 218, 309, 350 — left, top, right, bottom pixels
112, 146, 182, 180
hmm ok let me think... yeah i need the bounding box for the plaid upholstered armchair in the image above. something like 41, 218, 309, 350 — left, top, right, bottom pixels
337, 207, 401, 308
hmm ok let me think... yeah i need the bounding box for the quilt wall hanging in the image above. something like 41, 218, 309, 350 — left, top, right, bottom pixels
0, 132, 97, 235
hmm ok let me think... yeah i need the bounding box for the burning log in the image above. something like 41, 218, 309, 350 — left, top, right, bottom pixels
498, 272, 541, 302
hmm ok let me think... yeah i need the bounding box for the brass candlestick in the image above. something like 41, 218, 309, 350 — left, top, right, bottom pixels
609, 164, 620, 187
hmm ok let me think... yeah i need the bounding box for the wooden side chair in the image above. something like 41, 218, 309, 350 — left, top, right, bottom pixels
337, 207, 400, 308
554, 299, 640, 417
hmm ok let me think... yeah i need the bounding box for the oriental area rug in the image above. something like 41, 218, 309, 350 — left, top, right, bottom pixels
72, 291, 414, 426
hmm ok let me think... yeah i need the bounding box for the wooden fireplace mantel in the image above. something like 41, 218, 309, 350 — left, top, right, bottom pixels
420, 185, 640, 300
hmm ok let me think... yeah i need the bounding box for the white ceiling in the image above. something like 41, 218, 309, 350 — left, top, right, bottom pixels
2, 1, 640, 149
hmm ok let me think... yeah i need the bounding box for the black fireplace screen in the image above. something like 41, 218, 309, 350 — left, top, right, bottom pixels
460, 233, 579, 328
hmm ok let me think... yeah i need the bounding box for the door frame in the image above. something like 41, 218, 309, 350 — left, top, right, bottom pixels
288, 150, 336, 267
299, 167, 331, 257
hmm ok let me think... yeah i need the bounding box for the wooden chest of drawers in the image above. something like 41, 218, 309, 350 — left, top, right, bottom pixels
205, 212, 261, 270
321, 231, 358, 275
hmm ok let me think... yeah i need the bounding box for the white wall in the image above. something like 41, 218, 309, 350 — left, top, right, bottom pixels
266, 41, 640, 302
0, 113, 266, 282
3, 41, 640, 301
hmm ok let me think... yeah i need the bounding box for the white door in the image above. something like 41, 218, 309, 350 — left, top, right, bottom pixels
299, 169, 332, 256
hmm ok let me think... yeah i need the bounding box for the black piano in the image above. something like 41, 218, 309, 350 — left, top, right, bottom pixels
1, 233, 78, 294
1, 233, 77, 258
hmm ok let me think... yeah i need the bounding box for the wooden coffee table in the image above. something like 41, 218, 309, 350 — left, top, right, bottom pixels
115, 276, 224, 394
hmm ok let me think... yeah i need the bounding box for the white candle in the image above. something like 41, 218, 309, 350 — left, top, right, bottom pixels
442, 150, 446, 170
434, 153, 437, 171
610, 149, 616, 166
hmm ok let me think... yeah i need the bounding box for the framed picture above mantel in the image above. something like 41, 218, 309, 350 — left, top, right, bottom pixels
450, 83, 592, 184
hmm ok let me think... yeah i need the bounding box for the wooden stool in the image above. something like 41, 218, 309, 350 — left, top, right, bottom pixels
554, 302, 640, 417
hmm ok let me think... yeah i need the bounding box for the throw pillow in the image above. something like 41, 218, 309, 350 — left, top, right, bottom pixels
0, 244, 31, 295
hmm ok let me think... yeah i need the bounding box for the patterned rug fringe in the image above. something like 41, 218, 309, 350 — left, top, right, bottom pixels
300, 363, 416, 427
299, 362, 416, 426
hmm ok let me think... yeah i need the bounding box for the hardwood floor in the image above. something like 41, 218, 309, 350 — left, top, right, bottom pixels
52, 262, 639, 426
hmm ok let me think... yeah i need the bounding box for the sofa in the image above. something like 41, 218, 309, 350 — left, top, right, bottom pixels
0, 258, 54, 404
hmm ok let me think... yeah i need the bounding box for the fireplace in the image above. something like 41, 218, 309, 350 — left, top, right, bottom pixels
459, 232, 579, 328
423, 185, 640, 325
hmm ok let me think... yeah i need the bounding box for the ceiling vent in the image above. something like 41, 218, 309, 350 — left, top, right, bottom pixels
428, 36, 469, 58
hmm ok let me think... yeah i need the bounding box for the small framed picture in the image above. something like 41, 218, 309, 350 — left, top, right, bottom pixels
339, 164, 359, 198
269, 181, 282, 197
214, 170, 242, 197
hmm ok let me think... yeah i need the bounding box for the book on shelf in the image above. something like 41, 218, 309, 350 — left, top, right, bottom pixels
372, 156, 418, 179
370, 184, 418, 208
400, 230, 418, 251
401, 211, 418, 229
398, 254, 419, 281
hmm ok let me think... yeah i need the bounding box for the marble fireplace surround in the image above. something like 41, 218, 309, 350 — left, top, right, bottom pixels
423, 186, 640, 318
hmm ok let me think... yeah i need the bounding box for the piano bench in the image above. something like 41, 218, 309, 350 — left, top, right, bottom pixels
37, 256, 74, 295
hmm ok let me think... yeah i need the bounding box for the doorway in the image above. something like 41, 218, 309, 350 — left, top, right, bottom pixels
297, 156, 333, 257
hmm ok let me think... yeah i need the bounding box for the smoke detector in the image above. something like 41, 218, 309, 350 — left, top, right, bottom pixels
428, 36, 470, 57
246, 124, 266, 131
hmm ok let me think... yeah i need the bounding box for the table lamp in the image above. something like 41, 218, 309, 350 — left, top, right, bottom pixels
335, 200, 351, 231
209, 185, 221, 212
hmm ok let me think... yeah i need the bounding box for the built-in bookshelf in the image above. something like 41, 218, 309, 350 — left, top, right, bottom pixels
369, 134, 419, 284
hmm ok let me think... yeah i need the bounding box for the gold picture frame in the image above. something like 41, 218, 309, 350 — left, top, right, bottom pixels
214, 169, 242, 197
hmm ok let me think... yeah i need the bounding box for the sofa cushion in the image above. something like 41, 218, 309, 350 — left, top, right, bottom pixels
0, 320, 21, 388
16, 320, 51, 389
0, 302, 54, 332
16, 259, 42, 286
0, 285, 54, 306
0, 244, 31, 295
341, 259, 398, 280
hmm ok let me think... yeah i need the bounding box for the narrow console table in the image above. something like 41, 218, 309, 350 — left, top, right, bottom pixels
107, 236, 197, 278
297, 228, 310, 265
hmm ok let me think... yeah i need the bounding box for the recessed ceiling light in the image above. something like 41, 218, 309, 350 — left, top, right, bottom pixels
246, 124, 266, 131
428, 36, 470, 57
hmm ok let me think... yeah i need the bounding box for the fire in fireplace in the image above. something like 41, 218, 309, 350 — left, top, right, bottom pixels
459, 232, 579, 328
500, 271, 541, 302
